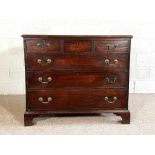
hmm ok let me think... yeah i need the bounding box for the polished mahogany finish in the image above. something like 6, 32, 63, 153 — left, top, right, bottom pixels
26, 39, 61, 53
26, 54, 129, 70
64, 40, 92, 53
27, 89, 128, 110
27, 71, 128, 89
95, 40, 129, 53
22, 35, 132, 126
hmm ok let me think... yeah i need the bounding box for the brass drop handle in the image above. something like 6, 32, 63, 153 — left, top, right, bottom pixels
46, 59, 52, 64
105, 76, 117, 84
37, 59, 42, 64
104, 96, 117, 104
104, 59, 118, 65
38, 97, 53, 104
106, 44, 118, 50
38, 77, 52, 84
37, 59, 52, 64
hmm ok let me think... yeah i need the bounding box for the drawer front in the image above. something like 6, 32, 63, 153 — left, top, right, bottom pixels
64, 40, 92, 53
27, 89, 128, 110
26, 54, 129, 71
27, 71, 128, 89
95, 40, 129, 54
26, 39, 61, 53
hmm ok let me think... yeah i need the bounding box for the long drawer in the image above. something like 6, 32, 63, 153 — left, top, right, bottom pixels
27, 89, 128, 110
26, 71, 128, 89
25, 53, 129, 71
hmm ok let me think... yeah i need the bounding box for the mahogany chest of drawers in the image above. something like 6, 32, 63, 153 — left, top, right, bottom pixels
22, 35, 132, 126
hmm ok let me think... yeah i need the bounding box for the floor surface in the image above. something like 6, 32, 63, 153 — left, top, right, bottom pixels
0, 94, 154, 134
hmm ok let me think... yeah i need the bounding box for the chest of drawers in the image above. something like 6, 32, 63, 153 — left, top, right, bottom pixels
22, 35, 132, 126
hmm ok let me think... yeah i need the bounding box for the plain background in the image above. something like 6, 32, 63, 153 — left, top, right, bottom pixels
0, 0, 155, 94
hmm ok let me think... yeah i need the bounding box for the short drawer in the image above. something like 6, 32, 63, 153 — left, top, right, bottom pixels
27, 89, 128, 110
64, 40, 92, 53
26, 53, 129, 71
25, 39, 61, 53
26, 71, 128, 89
95, 40, 129, 54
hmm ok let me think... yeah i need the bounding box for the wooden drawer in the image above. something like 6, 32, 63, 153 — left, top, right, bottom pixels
27, 89, 128, 110
26, 54, 129, 71
26, 39, 61, 53
64, 40, 92, 53
95, 40, 129, 54
26, 71, 128, 89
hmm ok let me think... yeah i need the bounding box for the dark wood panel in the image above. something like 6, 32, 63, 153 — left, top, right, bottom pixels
26, 39, 44, 51
45, 39, 61, 52
27, 71, 128, 89
26, 39, 61, 53
64, 40, 92, 53
26, 54, 129, 71
95, 40, 129, 53
27, 89, 128, 110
